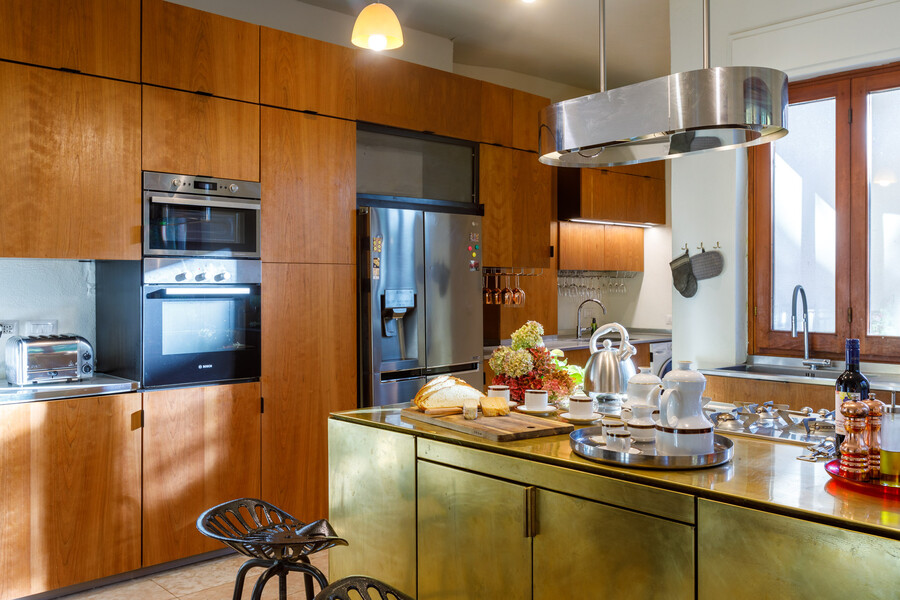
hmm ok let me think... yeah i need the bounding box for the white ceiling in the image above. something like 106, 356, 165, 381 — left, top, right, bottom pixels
299, 0, 671, 91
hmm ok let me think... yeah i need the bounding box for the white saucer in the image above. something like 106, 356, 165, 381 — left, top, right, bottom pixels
559, 412, 602, 424
515, 404, 558, 416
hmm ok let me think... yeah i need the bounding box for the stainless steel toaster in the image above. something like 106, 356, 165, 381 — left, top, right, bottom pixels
5, 335, 94, 385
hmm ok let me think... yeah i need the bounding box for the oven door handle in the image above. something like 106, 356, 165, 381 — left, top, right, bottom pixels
149, 287, 255, 298
150, 196, 261, 211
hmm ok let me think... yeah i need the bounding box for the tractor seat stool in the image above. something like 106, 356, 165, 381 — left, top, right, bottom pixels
197, 498, 348, 600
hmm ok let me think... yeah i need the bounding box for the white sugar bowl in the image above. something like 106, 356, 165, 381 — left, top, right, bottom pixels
626, 367, 663, 407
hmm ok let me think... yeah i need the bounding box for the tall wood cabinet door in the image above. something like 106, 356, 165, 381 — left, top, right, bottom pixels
0, 394, 141, 600
356, 53, 423, 131
0, 0, 140, 81
0, 63, 140, 259
143, 86, 260, 182
535, 489, 694, 600
260, 28, 356, 119
420, 69, 482, 140
587, 170, 630, 222
480, 81, 513, 147
417, 461, 531, 600
142, 382, 261, 566
142, 0, 259, 102
512, 90, 549, 152
603, 225, 644, 271
479, 144, 515, 267
513, 150, 551, 268
261, 263, 356, 523
558, 221, 605, 271
261, 109, 356, 264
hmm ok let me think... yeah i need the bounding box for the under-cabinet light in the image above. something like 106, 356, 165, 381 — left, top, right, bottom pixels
570, 219, 653, 229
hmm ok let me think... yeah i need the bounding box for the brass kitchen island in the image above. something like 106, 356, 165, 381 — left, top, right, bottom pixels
328, 405, 900, 600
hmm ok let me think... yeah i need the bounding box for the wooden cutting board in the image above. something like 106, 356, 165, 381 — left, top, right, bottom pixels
401, 407, 573, 442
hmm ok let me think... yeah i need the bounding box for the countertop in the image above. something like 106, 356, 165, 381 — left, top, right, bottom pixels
484, 329, 671, 359
0, 373, 140, 404
333, 403, 900, 541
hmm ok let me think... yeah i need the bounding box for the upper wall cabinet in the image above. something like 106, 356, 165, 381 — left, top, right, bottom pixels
261, 108, 356, 264
512, 90, 550, 153
356, 53, 481, 140
143, 86, 260, 182
558, 162, 666, 225
480, 82, 513, 147
142, 0, 259, 103
480, 145, 551, 269
0, 63, 141, 260
260, 28, 356, 119
558, 222, 644, 272
0, 0, 140, 81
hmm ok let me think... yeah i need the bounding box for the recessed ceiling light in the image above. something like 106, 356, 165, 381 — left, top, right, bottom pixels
522, 0, 537, 4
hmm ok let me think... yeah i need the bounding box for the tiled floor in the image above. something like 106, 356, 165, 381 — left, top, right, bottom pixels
58, 552, 329, 600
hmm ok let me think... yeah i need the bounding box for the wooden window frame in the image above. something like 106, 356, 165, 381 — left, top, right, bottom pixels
750, 61, 900, 363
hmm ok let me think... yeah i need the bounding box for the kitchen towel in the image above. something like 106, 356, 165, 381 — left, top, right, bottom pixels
691, 249, 724, 280
669, 250, 698, 298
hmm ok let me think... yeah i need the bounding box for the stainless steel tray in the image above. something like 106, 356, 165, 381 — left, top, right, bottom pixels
570, 427, 734, 470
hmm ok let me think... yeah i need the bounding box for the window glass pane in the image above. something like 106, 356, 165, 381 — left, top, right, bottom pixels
771, 99, 837, 333
868, 88, 900, 336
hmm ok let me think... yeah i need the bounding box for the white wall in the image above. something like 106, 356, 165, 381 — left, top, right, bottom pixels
0, 260, 96, 379
453, 63, 592, 103
668, 0, 900, 368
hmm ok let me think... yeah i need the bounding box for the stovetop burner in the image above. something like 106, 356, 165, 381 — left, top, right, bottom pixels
704, 401, 836, 446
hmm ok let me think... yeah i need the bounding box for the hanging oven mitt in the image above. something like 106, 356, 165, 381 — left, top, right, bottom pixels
669, 249, 698, 298
691, 248, 724, 280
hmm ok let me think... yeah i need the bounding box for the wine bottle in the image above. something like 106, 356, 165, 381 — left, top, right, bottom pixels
835, 338, 869, 450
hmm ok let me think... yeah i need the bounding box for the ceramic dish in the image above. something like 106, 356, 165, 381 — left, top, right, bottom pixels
558, 412, 603, 425
515, 404, 558, 416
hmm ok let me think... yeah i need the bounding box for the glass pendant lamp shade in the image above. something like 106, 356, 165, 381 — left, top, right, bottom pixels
352, 2, 403, 51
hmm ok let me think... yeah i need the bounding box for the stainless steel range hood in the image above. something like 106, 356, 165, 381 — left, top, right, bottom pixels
539, 0, 788, 168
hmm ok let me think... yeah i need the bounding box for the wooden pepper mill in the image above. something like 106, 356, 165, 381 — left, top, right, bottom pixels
840, 400, 870, 481
864, 393, 884, 481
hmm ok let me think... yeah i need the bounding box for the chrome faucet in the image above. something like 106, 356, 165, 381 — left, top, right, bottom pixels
791, 284, 831, 370
576, 298, 607, 340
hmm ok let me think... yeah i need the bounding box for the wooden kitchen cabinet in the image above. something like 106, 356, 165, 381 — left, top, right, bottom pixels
260, 28, 356, 119
261, 108, 356, 264
0, 0, 140, 81
480, 81, 514, 147
558, 162, 666, 225
356, 53, 481, 140
704, 374, 834, 413
261, 263, 356, 523
0, 394, 141, 600
142, 0, 259, 103
142, 85, 260, 182
558, 222, 644, 272
480, 144, 552, 269
142, 382, 261, 566
0, 62, 141, 260
512, 89, 549, 153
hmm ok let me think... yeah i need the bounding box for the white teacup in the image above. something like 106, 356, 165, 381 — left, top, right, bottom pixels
524, 389, 549, 411
601, 417, 624, 444
568, 393, 594, 419
488, 385, 510, 403
627, 403, 657, 443
606, 429, 632, 453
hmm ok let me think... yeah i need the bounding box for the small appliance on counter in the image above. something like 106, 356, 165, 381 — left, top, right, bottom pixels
5, 334, 94, 385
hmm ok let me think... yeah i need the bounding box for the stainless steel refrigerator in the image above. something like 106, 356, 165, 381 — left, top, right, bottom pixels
358, 205, 484, 407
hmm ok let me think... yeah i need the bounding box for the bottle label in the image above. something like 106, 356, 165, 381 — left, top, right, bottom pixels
835, 391, 861, 436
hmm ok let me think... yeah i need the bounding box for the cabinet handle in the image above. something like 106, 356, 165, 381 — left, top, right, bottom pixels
524, 486, 537, 538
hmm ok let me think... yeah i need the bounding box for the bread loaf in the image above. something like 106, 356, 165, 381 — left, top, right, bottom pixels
414, 376, 485, 410
480, 396, 510, 417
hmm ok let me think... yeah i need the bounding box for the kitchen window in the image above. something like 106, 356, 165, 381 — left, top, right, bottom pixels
750, 61, 900, 362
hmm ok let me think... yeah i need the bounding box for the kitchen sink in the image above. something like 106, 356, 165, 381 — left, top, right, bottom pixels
716, 364, 844, 379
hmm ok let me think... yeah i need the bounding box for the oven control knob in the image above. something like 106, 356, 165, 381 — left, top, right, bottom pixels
229, 183, 239, 193
195, 272, 207, 281
82, 351, 92, 361
82, 364, 92, 374
175, 271, 189, 282
172, 178, 181, 187
214, 272, 232, 282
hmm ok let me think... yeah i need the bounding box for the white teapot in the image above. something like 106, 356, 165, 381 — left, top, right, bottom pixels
656, 361, 715, 455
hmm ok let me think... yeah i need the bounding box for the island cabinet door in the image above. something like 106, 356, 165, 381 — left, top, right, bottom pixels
698, 499, 900, 599
0, 394, 142, 600
534, 490, 694, 600
142, 382, 261, 566
417, 460, 532, 600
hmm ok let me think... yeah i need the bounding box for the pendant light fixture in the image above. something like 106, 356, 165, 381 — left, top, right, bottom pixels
539, 0, 788, 167
352, 2, 404, 51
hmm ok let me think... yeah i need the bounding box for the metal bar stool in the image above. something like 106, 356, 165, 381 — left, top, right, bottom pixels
315, 576, 414, 600
197, 498, 348, 600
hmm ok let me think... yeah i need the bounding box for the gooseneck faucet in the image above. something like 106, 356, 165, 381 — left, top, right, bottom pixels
791, 284, 831, 370
576, 298, 607, 340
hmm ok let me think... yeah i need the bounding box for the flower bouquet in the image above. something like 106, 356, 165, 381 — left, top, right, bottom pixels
488, 321, 578, 403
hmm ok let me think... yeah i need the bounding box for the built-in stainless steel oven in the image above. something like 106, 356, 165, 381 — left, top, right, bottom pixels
143, 171, 261, 257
